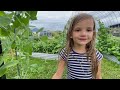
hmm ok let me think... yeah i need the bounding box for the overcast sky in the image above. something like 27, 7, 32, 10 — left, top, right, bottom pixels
30, 11, 120, 31
37, 11, 73, 20
30, 11, 73, 31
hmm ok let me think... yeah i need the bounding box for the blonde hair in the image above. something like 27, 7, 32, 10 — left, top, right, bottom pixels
65, 13, 98, 79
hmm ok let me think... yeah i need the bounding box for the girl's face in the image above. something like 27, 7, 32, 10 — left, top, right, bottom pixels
71, 18, 94, 46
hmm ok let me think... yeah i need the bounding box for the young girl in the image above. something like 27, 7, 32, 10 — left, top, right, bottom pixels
52, 13, 103, 79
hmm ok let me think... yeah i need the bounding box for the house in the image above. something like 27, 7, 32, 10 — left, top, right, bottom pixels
39, 30, 52, 37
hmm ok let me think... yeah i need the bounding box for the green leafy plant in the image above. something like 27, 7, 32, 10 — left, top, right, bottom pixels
0, 11, 38, 78
96, 20, 120, 61
32, 31, 65, 54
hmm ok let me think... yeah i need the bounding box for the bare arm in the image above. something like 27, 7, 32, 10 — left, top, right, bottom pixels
96, 60, 102, 79
52, 59, 66, 79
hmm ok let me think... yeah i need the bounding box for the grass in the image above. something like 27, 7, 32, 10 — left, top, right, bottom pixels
6, 57, 120, 79
6, 58, 59, 79
101, 58, 120, 79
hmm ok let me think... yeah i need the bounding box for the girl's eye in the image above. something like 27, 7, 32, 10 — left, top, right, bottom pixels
87, 29, 92, 32
75, 29, 81, 32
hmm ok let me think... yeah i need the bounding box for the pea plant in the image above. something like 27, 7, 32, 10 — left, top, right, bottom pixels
0, 11, 38, 78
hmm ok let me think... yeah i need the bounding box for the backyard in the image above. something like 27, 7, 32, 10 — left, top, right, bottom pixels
0, 11, 120, 79
6, 57, 120, 79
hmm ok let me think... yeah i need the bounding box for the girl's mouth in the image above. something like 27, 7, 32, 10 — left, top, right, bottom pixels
79, 38, 87, 40
80, 39, 87, 40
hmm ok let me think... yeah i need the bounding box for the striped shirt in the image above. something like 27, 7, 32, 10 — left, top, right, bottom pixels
59, 48, 103, 79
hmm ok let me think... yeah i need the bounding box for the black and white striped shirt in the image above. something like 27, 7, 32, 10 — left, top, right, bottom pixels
59, 48, 103, 79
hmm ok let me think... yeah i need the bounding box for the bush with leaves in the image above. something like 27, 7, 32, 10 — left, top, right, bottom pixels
96, 20, 120, 61
32, 31, 65, 54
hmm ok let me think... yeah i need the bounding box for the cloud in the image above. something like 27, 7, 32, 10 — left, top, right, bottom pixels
37, 11, 73, 19
30, 11, 73, 31
30, 11, 120, 30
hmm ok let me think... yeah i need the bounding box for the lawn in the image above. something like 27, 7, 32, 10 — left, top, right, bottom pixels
6, 57, 120, 79
102, 58, 120, 79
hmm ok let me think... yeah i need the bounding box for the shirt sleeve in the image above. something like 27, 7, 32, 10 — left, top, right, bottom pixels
58, 48, 67, 61
96, 50, 103, 61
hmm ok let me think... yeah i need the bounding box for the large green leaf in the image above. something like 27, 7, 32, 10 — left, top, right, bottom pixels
0, 11, 6, 16
0, 68, 7, 77
24, 41, 32, 55
12, 15, 20, 28
1, 61, 18, 69
22, 17, 29, 26
22, 40, 32, 55
13, 15, 29, 28
22, 28, 29, 38
0, 28, 10, 36
26, 11, 37, 20
0, 16, 11, 26
36, 27, 44, 34
0, 60, 19, 77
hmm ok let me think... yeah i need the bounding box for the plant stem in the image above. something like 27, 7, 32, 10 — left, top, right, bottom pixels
14, 28, 21, 79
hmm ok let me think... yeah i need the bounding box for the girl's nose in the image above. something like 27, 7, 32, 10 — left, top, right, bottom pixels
80, 31, 87, 37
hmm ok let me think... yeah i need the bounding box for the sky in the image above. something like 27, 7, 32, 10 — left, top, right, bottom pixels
29, 11, 73, 31
29, 11, 120, 31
